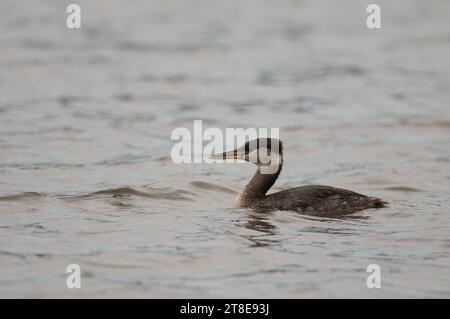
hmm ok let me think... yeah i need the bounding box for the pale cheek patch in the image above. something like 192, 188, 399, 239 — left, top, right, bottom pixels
260, 153, 281, 174
258, 148, 272, 165
247, 149, 270, 165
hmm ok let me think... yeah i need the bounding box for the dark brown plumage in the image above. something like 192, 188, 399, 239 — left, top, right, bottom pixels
253, 185, 386, 216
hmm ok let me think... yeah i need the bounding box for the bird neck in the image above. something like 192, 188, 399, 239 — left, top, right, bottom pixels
236, 156, 283, 207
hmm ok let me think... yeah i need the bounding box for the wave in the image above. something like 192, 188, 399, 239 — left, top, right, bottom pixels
0, 187, 196, 202
190, 181, 236, 194
0, 192, 45, 201
380, 186, 423, 192
71, 186, 195, 201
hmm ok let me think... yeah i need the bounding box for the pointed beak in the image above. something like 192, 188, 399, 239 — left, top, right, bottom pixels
210, 149, 245, 161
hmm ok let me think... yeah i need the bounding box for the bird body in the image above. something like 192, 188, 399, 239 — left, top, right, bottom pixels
249, 185, 385, 216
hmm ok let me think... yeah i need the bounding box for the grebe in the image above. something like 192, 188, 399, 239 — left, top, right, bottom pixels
211, 138, 386, 216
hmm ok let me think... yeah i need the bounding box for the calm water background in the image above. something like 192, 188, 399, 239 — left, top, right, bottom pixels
1, 0, 450, 298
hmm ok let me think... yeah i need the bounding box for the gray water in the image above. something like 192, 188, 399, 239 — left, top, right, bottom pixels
1, 0, 450, 298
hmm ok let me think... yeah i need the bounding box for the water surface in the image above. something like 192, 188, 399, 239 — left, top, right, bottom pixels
1, 0, 450, 298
